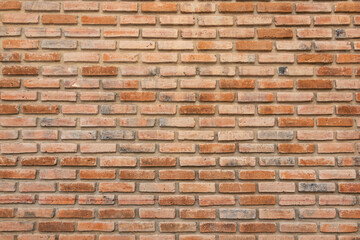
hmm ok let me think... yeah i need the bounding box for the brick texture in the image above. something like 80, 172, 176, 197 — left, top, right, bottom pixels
0, 0, 360, 238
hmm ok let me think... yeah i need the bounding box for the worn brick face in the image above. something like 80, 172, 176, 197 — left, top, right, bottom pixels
0, 0, 359, 238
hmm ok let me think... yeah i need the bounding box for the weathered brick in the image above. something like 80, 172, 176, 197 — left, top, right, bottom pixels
2, 13, 38, 24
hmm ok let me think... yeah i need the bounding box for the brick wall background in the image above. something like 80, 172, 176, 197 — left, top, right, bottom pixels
1, 0, 360, 239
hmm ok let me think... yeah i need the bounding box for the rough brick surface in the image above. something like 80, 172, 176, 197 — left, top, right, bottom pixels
0, 0, 360, 238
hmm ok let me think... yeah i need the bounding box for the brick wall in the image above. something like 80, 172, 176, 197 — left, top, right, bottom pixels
1, 0, 360, 239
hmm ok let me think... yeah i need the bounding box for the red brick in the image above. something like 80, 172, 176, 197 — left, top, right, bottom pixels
258, 105, 294, 115
58, 209, 94, 219
180, 105, 215, 115
279, 144, 315, 154
339, 209, 360, 219
0, 1, 21, 10
239, 170, 275, 180
219, 3, 254, 12
25, 53, 60, 62
0, 79, 20, 88
298, 54, 333, 63
160, 222, 196, 233
258, 3, 292, 13
159, 195, 195, 206
259, 80, 293, 89
180, 209, 216, 220
199, 170, 234, 180
258, 28, 293, 39
59, 183, 95, 192
159, 170, 194, 180
297, 79, 333, 89
81, 16, 116, 25
120, 92, 156, 102
320, 223, 358, 233
198, 41, 232, 51
98, 208, 134, 219
0, 104, 19, 115
239, 195, 276, 206
140, 157, 176, 167
237, 41, 272, 51
200, 223, 236, 233
317, 117, 353, 127
337, 106, 360, 115
199, 143, 235, 153
2, 66, 38, 75
38, 222, 75, 232
0, 169, 36, 179
22, 105, 59, 114
317, 67, 352, 76
82, 66, 117, 76
335, 2, 360, 12
42, 15, 77, 25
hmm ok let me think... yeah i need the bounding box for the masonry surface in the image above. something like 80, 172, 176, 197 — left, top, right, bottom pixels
0, 0, 360, 239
